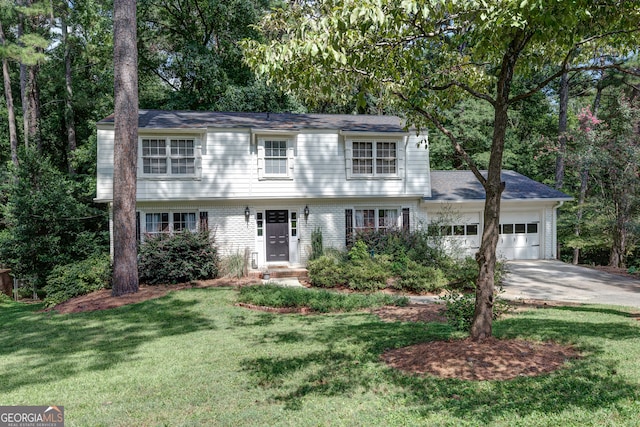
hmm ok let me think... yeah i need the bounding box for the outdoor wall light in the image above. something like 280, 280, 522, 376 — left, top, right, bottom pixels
304, 205, 310, 218
244, 206, 250, 220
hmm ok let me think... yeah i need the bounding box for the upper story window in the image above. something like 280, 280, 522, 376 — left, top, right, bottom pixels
141, 137, 199, 177
352, 142, 373, 174
346, 138, 402, 179
265, 140, 288, 175
352, 141, 397, 176
257, 136, 295, 180
375, 142, 397, 174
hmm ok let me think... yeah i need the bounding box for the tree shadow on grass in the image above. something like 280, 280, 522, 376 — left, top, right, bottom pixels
0, 294, 216, 393
242, 311, 640, 422
553, 305, 640, 318
243, 316, 454, 409
495, 316, 640, 342
393, 356, 638, 424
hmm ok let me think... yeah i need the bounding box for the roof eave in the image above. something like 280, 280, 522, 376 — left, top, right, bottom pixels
421, 197, 574, 203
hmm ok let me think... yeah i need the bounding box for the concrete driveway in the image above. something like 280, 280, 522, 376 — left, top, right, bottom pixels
502, 260, 640, 308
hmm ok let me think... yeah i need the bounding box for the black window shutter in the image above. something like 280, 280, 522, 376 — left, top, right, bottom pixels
199, 211, 209, 231
136, 212, 140, 242
345, 209, 353, 247
402, 208, 410, 232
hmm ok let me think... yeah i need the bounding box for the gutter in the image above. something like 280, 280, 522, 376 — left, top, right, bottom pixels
553, 200, 565, 260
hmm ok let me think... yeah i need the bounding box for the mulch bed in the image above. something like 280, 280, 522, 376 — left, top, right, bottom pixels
381, 337, 580, 381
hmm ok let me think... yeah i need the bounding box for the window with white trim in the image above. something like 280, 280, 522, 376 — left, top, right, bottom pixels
428, 223, 479, 237
141, 137, 198, 176
144, 211, 198, 236
352, 142, 373, 174
353, 141, 397, 176
173, 212, 197, 232
355, 208, 399, 231
375, 142, 397, 174
257, 136, 295, 179
265, 140, 288, 175
378, 209, 399, 231
346, 138, 402, 179
145, 213, 169, 235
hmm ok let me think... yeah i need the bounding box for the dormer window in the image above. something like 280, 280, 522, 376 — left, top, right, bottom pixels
141, 137, 199, 176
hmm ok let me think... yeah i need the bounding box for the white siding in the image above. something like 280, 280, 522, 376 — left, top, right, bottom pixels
96, 129, 114, 201
96, 127, 430, 202
544, 207, 555, 259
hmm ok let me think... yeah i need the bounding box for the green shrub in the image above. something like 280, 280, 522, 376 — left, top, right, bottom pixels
395, 260, 448, 293
238, 284, 408, 312
43, 254, 112, 307
438, 286, 511, 332
307, 254, 346, 288
138, 231, 219, 284
444, 257, 478, 289
354, 228, 409, 259
0, 293, 13, 304
348, 240, 370, 261
310, 227, 323, 261
344, 255, 392, 291
0, 148, 108, 290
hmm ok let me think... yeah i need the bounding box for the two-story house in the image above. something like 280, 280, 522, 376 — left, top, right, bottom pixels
95, 110, 571, 269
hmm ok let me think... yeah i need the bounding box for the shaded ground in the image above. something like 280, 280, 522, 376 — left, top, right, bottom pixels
49, 278, 586, 381
50, 277, 260, 314
381, 337, 579, 381
373, 303, 448, 323
592, 265, 640, 279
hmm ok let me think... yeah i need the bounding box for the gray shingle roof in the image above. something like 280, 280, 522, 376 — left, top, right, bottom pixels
98, 110, 408, 133
425, 170, 572, 201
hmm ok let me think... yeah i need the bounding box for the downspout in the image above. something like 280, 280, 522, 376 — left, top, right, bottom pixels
553, 201, 565, 260
403, 135, 408, 194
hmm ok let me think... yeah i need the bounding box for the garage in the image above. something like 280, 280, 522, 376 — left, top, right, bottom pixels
423, 170, 573, 261
497, 213, 540, 260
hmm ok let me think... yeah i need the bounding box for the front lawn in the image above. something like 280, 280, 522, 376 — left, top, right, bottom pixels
2, 289, 640, 426
238, 284, 409, 312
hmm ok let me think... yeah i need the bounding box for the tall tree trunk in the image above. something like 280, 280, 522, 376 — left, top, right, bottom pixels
62, 16, 77, 174
572, 168, 588, 265
609, 199, 628, 268
555, 71, 569, 190
112, 0, 139, 296
470, 32, 525, 341
19, 66, 28, 144
572, 82, 604, 265
26, 64, 41, 151
0, 22, 19, 168
18, 4, 28, 148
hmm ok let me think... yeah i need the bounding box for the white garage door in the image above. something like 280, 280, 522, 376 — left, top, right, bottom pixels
497, 213, 540, 260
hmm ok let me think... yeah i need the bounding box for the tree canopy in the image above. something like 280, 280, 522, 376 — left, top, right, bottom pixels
244, 0, 640, 339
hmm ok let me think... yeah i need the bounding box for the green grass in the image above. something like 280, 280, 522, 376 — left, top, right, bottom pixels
2, 289, 640, 426
238, 284, 409, 312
